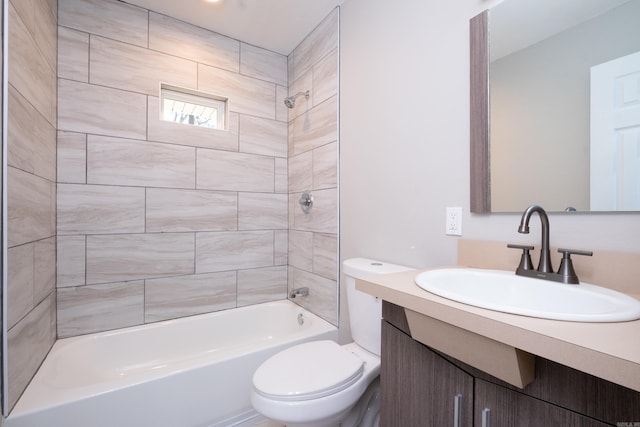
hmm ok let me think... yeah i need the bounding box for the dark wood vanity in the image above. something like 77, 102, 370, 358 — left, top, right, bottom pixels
381, 301, 640, 427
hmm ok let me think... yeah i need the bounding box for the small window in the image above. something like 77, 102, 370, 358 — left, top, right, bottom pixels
160, 84, 228, 130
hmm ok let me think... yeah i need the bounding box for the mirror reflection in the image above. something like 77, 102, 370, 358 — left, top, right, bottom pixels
488, 0, 640, 212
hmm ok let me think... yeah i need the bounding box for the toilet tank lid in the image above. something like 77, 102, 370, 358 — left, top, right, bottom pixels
343, 258, 414, 279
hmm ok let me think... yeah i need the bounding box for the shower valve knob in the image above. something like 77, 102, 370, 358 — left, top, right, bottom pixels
298, 192, 313, 214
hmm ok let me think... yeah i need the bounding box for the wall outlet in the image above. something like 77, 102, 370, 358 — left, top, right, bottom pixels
446, 207, 462, 236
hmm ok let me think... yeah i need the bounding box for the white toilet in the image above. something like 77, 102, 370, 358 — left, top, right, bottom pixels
251, 258, 412, 427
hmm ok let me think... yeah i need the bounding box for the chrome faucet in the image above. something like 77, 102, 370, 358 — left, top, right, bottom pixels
508, 205, 593, 284
517, 205, 553, 273
289, 287, 309, 298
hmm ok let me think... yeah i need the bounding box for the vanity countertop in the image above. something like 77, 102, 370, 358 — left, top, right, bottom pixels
357, 267, 640, 393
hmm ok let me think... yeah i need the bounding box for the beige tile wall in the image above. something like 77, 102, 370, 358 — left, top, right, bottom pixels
56, 0, 339, 338
6, 0, 58, 412
286, 10, 340, 325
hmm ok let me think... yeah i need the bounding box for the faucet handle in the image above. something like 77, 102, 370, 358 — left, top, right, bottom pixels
557, 248, 593, 284
558, 248, 593, 258
507, 244, 535, 271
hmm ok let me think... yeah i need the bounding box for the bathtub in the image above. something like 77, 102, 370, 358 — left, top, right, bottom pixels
6, 300, 338, 427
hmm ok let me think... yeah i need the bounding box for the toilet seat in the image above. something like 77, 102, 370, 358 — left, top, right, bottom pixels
253, 340, 364, 401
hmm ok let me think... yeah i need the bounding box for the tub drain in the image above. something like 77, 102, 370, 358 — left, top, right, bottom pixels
297, 313, 305, 325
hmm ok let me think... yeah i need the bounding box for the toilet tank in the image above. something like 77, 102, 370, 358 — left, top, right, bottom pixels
343, 258, 413, 356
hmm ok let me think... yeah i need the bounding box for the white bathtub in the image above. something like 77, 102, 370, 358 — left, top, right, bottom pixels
6, 300, 338, 427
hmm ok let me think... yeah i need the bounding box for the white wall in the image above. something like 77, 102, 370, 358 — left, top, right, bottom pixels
339, 0, 640, 284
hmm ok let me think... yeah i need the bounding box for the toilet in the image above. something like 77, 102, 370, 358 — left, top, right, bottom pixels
251, 258, 412, 427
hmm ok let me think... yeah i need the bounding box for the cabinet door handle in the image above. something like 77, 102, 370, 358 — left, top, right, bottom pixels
453, 394, 463, 427
482, 408, 491, 427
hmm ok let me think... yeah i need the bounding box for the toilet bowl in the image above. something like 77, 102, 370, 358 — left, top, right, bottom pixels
251, 258, 413, 427
252, 341, 379, 427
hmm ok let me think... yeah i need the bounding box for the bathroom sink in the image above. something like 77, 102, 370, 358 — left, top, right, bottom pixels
415, 268, 640, 322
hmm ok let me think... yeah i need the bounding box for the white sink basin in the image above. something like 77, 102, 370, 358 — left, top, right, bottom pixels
415, 268, 640, 322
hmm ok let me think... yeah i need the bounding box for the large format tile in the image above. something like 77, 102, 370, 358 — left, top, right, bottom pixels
239, 115, 287, 158
59, 0, 148, 48
312, 142, 338, 190
313, 233, 337, 280
8, 167, 54, 247
34, 237, 56, 305
288, 267, 337, 325
90, 35, 197, 96
33, 106, 57, 182
197, 149, 274, 192
292, 188, 337, 234
57, 235, 86, 288
240, 43, 287, 86
196, 231, 274, 273
32, 0, 58, 72
49, 181, 57, 236
58, 79, 147, 139
286, 71, 313, 121
7, 243, 34, 329
237, 266, 287, 307
238, 193, 288, 230
57, 281, 144, 337
7, 85, 33, 173
57, 131, 86, 183
86, 233, 195, 284
8, 293, 56, 410
149, 12, 239, 73
87, 136, 196, 188
288, 230, 313, 271
144, 272, 237, 322
288, 151, 313, 193
274, 230, 288, 266
289, 96, 337, 156
288, 8, 339, 84
146, 188, 237, 232
57, 183, 145, 235
198, 64, 276, 119
9, 3, 56, 125
275, 158, 288, 193
8, 84, 57, 182
58, 26, 89, 82
312, 48, 338, 106
147, 96, 239, 151
276, 85, 288, 122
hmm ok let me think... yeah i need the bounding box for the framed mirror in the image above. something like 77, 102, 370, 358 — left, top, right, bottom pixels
470, 0, 640, 213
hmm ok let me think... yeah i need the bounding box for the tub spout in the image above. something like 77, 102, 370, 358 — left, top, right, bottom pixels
289, 287, 309, 298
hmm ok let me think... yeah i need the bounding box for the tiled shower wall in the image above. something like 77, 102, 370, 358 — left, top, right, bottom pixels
56, 0, 288, 337
5, 0, 58, 411
286, 10, 339, 325
56, 0, 339, 336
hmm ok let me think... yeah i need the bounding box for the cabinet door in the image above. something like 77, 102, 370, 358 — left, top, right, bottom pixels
475, 379, 611, 427
381, 321, 474, 426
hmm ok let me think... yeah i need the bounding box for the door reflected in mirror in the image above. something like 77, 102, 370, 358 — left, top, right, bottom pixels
471, 0, 640, 213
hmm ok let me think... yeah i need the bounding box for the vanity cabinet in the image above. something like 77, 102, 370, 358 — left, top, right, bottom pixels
381, 301, 640, 427
474, 379, 609, 427
380, 321, 474, 426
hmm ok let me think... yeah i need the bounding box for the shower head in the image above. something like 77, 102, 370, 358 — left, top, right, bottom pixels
284, 90, 309, 108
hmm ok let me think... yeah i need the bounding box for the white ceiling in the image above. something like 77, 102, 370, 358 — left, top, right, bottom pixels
122, 0, 343, 55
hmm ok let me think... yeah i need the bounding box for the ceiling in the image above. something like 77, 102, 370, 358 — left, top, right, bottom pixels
122, 0, 343, 55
